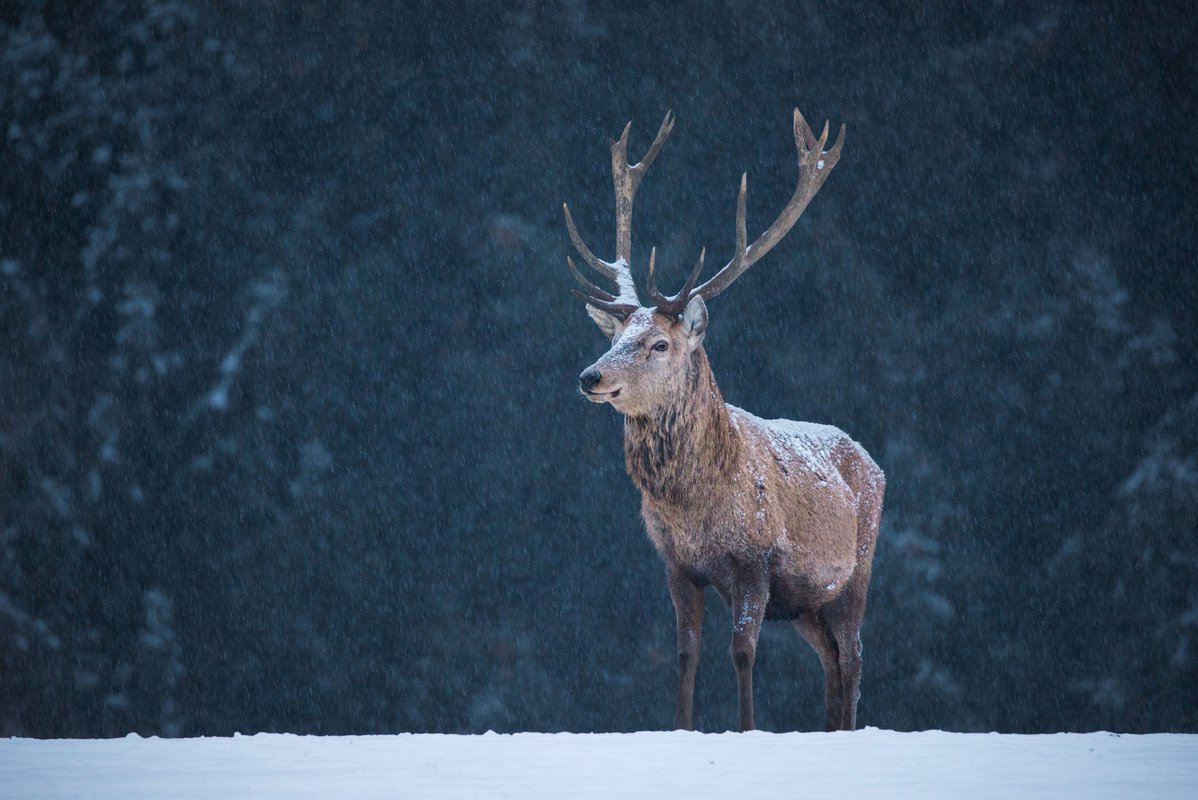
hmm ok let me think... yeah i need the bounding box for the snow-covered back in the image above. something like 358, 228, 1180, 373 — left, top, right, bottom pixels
727, 404, 857, 491
730, 405, 849, 464
4, 729, 1195, 799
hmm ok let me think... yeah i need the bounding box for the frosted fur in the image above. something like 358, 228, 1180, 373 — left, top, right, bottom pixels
631, 389, 882, 605
580, 306, 885, 731
728, 406, 885, 521
729, 407, 853, 485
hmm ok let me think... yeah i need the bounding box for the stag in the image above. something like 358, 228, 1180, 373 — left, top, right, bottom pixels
564, 109, 884, 732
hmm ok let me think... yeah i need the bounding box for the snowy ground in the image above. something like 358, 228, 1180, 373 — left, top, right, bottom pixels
3, 728, 1196, 799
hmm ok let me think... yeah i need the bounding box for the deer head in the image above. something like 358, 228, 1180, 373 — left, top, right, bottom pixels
577, 299, 709, 417
566, 109, 845, 417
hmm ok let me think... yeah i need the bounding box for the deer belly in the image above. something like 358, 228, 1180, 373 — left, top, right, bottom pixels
696, 565, 854, 620
766, 508, 859, 613
764, 567, 856, 618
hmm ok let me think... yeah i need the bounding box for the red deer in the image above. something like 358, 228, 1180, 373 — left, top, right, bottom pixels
564, 109, 884, 732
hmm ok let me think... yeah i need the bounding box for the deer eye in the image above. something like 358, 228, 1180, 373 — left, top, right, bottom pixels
651, 340, 668, 352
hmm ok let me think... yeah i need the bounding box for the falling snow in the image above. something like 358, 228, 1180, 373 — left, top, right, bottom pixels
1, 0, 1195, 760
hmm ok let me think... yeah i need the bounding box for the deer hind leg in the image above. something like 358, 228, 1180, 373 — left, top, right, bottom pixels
792, 611, 843, 732
729, 557, 770, 732
822, 472, 884, 730
822, 572, 871, 730
667, 565, 705, 731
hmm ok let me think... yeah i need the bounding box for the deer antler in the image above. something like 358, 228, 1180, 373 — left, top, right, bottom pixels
690, 108, 845, 303
566, 108, 843, 318
564, 111, 676, 318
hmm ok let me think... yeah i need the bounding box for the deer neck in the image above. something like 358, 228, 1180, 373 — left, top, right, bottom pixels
623, 347, 738, 509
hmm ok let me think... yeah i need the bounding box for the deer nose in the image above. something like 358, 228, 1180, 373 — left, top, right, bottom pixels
579, 369, 602, 393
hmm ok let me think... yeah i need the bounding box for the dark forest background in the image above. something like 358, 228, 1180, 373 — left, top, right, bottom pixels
2, 0, 1196, 737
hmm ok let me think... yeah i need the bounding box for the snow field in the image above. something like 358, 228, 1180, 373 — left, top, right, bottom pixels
3, 728, 1196, 799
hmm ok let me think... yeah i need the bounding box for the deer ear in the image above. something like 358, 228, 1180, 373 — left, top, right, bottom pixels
587, 305, 626, 339
681, 295, 707, 347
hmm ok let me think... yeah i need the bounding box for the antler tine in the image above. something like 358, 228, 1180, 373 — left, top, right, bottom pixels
728, 172, 749, 275
611, 111, 675, 266
648, 246, 706, 317
628, 111, 675, 189
566, 255, 617, 302
645, 246, 660, 300
569, 289, 640, 318
677, 247, 706, 302
694, 108, 846, 302
563, 203, 620, 282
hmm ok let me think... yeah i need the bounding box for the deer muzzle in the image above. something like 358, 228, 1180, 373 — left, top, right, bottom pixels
579, 368, 621, 402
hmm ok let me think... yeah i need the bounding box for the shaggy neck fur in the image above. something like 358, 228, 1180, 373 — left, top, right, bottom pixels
623, 347, 739, 510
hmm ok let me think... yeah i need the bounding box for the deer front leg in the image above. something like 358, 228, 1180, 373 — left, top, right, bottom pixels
667, 564, 704, 731
730, 557, 770, 732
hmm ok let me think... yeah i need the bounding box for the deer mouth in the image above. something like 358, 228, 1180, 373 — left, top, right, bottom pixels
583, 388, 621, 403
